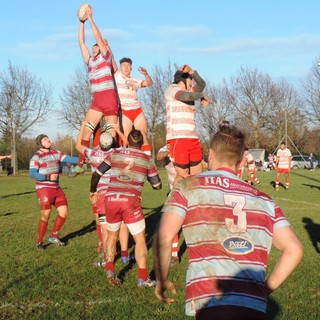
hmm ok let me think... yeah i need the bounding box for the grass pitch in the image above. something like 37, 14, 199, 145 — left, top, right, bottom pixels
0, 168, 320, 319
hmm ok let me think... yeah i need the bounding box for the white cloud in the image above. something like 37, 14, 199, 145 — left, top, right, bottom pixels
176, 34, 320, 56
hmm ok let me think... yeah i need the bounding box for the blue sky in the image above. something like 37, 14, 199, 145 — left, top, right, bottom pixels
1, 1, 320, 139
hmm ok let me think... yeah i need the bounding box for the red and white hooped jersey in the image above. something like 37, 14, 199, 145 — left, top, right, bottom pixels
165, 84, 198, 140
276, 148, 292, 169
102, 147, 161, 197
30, 149, 66, 189
162, 168, 290, 316
114, 71, 144, 111
84, 147, 112, 192
87, 52, 115, 93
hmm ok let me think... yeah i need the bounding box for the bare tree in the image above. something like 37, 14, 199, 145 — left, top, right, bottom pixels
269, 80, 306, 150
59, 65, 92, 132
196, 80, 233, 150
139, 63, 175, 157
225, 67, 278, 148
301, 56, 320, 125
0, 61, 53, 174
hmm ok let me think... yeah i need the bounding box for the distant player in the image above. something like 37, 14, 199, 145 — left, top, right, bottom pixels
267, 153, 275, 170
244, 148, 260, 186
237, 153, 247, 179
29, 134, 78, 249
275, 142, 292, 190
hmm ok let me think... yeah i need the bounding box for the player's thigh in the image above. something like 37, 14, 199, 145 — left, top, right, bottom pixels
174, 165, 189, 179
190, 162, 202, 175
85, 109, 103, 126
127, 219, 146, 236
121, 115, 134, 137
133, 112, 147, 133
104, 114, 118, 125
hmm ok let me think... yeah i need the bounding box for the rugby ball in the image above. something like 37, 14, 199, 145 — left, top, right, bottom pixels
77, 3, 89, 22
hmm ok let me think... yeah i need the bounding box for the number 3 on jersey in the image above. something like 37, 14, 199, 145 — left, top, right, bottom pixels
224, 194, 247, 233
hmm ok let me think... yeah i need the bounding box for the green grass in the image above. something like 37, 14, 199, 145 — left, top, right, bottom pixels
0, 169, 320, 319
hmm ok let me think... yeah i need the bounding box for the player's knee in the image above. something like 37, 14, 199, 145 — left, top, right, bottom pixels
105, 123, 117, 137
40, 212, 50, 222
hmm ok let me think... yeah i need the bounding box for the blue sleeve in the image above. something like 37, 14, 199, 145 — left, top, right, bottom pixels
30, 168, 47, 181
62, 156, 79, 164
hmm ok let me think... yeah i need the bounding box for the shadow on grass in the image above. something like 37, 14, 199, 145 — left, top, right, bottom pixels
302, 217, 320, 253
59, 221, 96, 245
291, 171, 320, 183
144, 205, 189, 280
269, 181, 287, 190
145, 205, 164, 250
0, 264, 50, 296
302, 183, 320, 190
266, 297, 281, 319
0, 190, 35, 199
0, 212, 18, 217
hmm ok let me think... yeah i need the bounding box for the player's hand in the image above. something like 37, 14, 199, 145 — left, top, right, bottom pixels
201, 160, 208, 169
50, 173, 59, 182
179, 64, 192, 73
90, 192, 98, 204
122, 137, 128, 147
166, 144, 170, 153
86, 5, 92, 15
138, 67, 148, 75
155, 280, 176, 304
201, 94, 209, 107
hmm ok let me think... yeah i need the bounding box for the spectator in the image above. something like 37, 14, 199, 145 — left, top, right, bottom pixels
309, 153, 315, 171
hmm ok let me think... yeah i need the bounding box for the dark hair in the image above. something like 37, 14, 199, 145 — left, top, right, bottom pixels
128, 129, 143, 149
210, 125, 245, 166
36, 134, 48, 148
173, 70, 191, 86
219, 120, 230, 130
119, 57, 132, 65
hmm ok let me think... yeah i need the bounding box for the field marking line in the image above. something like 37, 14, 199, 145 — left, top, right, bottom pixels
277, 197, 320, 207
1, 297, 127, 310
